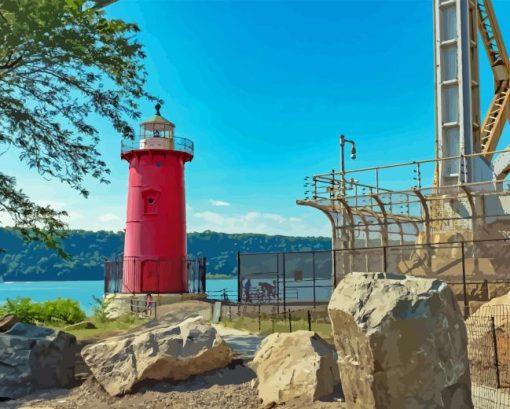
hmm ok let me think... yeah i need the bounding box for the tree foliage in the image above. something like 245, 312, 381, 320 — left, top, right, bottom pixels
0, 228, 331, 280
0, 0, 156, 252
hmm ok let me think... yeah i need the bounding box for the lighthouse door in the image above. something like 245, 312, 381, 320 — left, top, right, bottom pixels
141, 260, 159, 292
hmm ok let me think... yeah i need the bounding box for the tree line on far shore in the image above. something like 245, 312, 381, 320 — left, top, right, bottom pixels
0, 228, 330, 281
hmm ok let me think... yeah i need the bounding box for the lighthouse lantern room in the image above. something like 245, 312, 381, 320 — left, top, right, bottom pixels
120, 104, 194, 294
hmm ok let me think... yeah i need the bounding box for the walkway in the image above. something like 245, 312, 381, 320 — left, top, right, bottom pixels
213, 324, 263, 360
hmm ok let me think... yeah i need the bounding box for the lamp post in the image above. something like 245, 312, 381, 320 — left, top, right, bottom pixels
337, 135, 357, 280
340, 134, 356, 196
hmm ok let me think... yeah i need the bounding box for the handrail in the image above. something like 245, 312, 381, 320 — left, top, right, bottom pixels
310, 147, 510, 179
121, 135, 194, 157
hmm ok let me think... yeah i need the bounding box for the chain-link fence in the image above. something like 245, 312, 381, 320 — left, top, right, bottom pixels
467, 305, 510, 408
238, 251, 333, 311
238, 238, 510, 317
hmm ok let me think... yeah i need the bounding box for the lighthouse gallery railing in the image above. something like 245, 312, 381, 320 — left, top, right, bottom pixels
120, 136, 194, 156
104, 255, 206, 295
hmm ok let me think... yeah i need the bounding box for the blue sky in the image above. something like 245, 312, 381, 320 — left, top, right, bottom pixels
3, 0, 510, 236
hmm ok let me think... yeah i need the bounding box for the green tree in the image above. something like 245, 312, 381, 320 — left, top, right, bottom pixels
0, 0, 156, 254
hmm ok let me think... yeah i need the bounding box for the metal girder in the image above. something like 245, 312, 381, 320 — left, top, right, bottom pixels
434, 0, 510, 183
477, 0, 510, 160
493, 146, 510, 180
413, 188, 432, 244
434, 0, 480, 186
369, 194, 389, 247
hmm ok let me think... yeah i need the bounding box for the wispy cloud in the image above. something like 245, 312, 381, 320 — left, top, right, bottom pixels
191, 210, 329, 236
209, 199, 231, 207
98, 213, 121, 223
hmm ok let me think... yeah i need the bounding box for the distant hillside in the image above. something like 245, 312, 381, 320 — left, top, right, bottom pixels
0, 228, 330, 281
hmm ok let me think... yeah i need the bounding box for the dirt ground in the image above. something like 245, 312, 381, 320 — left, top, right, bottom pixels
7, 364, 345, 409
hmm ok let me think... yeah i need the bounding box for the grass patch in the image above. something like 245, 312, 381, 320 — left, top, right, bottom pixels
1, 296, 150, 341
220, 313, 333, 341
49, 314, 149, 341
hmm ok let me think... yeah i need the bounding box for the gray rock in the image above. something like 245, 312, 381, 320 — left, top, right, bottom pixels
0, 323, 76, 399
64, 320, 97, 331
0, 314, 18, 332
81, 316, 234, 396
328, 272, 473, 409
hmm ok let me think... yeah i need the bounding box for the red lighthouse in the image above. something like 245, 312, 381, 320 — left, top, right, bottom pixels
121, 104, 194, 294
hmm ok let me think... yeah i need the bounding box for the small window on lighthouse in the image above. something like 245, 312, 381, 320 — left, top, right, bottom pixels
142, 189, 160, 215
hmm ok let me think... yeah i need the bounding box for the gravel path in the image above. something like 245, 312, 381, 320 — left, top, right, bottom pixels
7, 364, 344, 409
213, 324, 263, 360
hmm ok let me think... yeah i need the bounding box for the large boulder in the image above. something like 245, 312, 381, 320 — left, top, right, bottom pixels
81, 316, 234, 396
0, 323, 76, 399
251, 331, 340, 404
328, 272, 473, 409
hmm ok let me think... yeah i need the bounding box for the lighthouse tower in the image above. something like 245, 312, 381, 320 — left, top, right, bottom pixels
121, 104, 194, 294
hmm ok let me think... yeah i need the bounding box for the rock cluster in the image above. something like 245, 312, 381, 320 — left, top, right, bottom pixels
251, 330, 340, 404
0, 322, 76, 399
81, 316, 234, 396
328, 272, 473, 409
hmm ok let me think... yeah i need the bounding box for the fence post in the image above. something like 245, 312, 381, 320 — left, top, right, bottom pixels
288, 309, 292, 333
282, 253, 287, 312
237, 251, 242, 303
332, 249, 337, 288
276, 253, 280, 315
258, 303, 261, 332
312, 252, 316, 309
307, 310, 312, 331
202, 257, 207, 293
461, 241, 469, 318
382, 246, 387, 272
491, 316, 501, 389
103, 260, 108, 294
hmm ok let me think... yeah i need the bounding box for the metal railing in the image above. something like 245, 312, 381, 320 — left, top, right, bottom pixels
128, 298, 158, 318
104, 255, 206, 295
303, 148, 510, 201
120, 135, 194, 156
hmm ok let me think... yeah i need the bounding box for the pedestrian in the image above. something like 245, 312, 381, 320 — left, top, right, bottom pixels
244, 279, 252, 303
259, 281, 276, 301
145, 292, 153, 316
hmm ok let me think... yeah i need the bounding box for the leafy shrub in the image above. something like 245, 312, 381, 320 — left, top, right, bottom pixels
2, 298, 41, 323
1, 297, 85, 325
91, 295, 110, 323
40, 298, 86, 324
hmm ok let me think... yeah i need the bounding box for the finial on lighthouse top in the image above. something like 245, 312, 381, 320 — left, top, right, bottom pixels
155, 103, 162, 116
